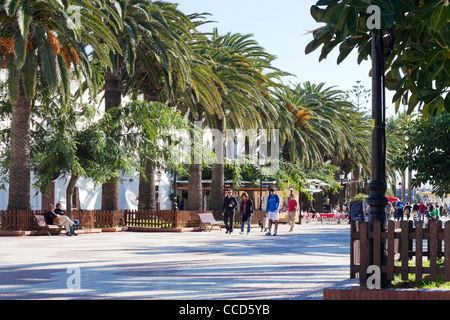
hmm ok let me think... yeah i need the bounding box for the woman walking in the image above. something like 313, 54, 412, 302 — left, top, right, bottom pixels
240, 192, 254, 234
287, 194, 298, 232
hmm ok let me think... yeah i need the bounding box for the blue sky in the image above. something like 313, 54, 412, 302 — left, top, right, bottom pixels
173, 0, 392, 115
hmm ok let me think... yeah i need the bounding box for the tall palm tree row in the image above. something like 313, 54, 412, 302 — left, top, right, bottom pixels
99, 0, 196, 210
279, 82, 372, 205
0, 1, 391, 212
0, 0, 120, 210
195, 30, 291, 211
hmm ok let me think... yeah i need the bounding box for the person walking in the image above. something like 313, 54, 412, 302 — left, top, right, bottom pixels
395, 200, 405, 221
239, 192, 254, 235
385, 202, 392, 221
287, 194, 298, 232
418, 201, 426, 221
222, 189, 238, 234
413, 209, 419, 227
404, 202, 412, 221
265, 188, 280, 236
413, 201, 419, 216
431, 205, 440, 221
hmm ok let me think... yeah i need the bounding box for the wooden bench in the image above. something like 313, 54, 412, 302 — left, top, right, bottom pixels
198, 213, 222, 232
33, 214, 63, 236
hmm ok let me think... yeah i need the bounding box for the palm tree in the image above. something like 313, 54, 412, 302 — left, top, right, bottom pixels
281, 82, 371, 205
199, 30, 288, 211
282, 82, 360, 166
122, 2, 199, 210
386, 111, 411, 199
0, 0, 119, 210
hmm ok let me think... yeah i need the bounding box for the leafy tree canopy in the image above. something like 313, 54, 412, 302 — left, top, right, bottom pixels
306, 0, 450, 117
395, 113, 449, 197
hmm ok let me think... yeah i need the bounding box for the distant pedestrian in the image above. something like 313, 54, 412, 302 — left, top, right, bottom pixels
222, 189, 238, 234
287, 194, 298, 232
385, 202, 392, 221
404, 202, 412, 220
265, 188, 280, 236
239, 192, 253, 235
418, 202, 426, 221
431, 205, 440, 221
395, 200, 405, 221
412, 201, 419, 215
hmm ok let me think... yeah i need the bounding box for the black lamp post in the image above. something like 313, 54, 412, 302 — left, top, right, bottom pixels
259, 153, 265, 211
339, 171, 345, 211
173, 167, 178, 215
366, 31, 388, 288
156, 170, 162, 211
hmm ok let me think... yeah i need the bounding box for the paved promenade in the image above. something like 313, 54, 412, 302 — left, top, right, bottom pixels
0, 222, 351, 300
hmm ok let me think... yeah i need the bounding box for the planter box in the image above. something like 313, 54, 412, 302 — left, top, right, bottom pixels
323, 279, 450, 300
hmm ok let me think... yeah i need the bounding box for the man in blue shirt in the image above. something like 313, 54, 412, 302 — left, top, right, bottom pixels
266, 188, 280, 236
395, 199, 405, 221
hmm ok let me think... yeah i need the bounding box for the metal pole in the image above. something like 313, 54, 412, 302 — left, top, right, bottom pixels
259, 164, 263, 211
173, 169, 178, 215
299, 191, 302, 225
366, 32, 388, 287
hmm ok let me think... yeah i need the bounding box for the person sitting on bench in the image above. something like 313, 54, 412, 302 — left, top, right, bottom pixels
44, 204, 78, 236
54, 202, 79, 235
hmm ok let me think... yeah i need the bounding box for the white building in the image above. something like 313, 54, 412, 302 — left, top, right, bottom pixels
0, 170, 175, 211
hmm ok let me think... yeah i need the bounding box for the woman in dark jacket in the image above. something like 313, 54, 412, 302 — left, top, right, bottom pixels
240, 192, 254, 235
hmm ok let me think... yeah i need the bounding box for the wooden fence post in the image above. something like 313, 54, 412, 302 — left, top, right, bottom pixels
360, 222, 368, 286
445, 222, 450, 282
387, 220, 395, 281
429, 221, 438, 282
350, 221, 357, 279
400, 221, 409, 280
415, 220, 423, 282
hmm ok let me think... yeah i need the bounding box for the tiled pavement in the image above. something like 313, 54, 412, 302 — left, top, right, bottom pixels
0, 222, 352, 300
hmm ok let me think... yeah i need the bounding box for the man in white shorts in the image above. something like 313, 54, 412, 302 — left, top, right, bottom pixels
265, 188, 280, 236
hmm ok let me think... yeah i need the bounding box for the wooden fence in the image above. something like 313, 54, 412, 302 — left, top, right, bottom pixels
351, 220, 450, 285
123, 210, 176, 229
0, 210, 45, 231
0, 209, 216, 231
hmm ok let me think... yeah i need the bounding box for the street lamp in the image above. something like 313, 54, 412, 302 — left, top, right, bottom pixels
259, 153, 265, 211
339, 171, 345, 211
156, 170, 162, 211
366, 31, 388, 288
172, 166, 178, 215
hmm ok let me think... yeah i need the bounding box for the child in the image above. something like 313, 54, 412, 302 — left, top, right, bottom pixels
413, 210, 419, 227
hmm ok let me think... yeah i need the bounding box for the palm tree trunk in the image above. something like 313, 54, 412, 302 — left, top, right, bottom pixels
209, 112, 225, 211
8, 72, 31, 210
401, 171, 406, 202
407, 169, 412, 203
101, 69, 122, 210
66, 172, 81, 213
282, 139, 292, 162
138, 160, 156, 210
350, 167, 359, 198
391, 177, 397, 198
187, 115, 203, 211
187, 163, 202, 210
137, 91, 161, 211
